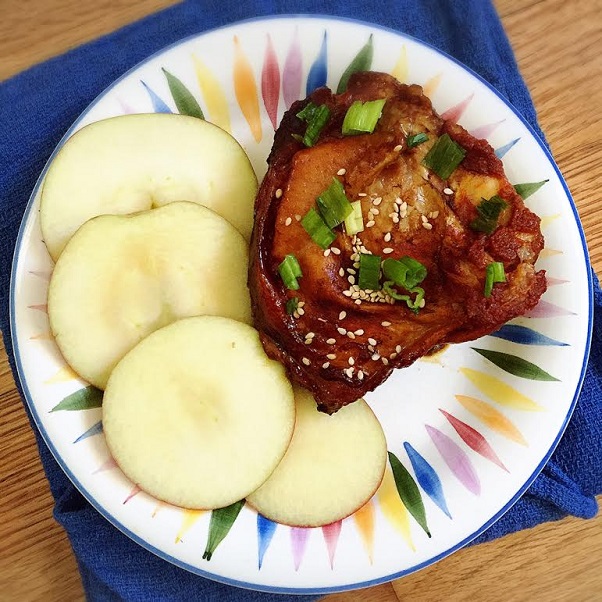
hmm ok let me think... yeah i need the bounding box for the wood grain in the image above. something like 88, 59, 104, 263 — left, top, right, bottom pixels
1, 0, 600, 600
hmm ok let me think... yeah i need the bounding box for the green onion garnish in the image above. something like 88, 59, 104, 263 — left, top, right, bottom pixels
382, 256, 427, 290
470, 196, 508, 234
316, 178, 353, 229
344, 200, 364, 235
358, 253, 381, 290
484, 261, 506, 297
422, 133, 466, 179
286, 297, 299, 315
342, 99, 386, 135
278, 255, 303, 290
407, 132, 429, 148
383, 281, 425, 312
296, 102, 330, 147
301, 207, 336, 249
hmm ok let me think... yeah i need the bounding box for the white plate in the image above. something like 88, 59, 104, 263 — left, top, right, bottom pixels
10, 15, 592, 594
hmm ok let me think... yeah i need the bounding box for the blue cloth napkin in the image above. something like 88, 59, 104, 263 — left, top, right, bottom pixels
1, 0, 600, 599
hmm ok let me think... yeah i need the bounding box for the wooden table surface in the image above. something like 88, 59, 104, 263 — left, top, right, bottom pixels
1, 0, 601, 600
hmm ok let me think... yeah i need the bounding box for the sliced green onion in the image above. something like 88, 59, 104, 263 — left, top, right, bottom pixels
342, 99, 386, 135
316, 178, 353, 229
382, 256, 427, 290
422, 133, 466, 179
484, 261, 506, 297
407, 132, 429, 148
383, 281, 425, 312
301, 207, 336, 249
358, 253, 381, 290
278, 254, 303, 290
470, 196, 508, 234
344, 200, 364, 235
296, 102, 330, 147
286, 297, 299, 315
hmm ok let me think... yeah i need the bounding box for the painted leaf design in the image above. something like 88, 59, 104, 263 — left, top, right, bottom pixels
460, 368, 544, 411
261, 35, 281, 129
495, 137, 520, 158
336, 34, 373, 93
282, 29, 303, 108
525, 300, 575, 318
472, 347, 559, 381
322, 521, 342, 569
388, 451, 431, 537
141, 80, 172, 113
307, 30, 328, 94
440, 410, 508, 471
257, 514, 277, 569
377, 467, 414, 550
403, 442, 451, 518
233, 36, 262, 142
51, 386, 102, 412
291, 527, 310, 571
193, 56, 231, 132
441, 93, 474, 122
352, 499, 375, 562
423, 72, 442, 97
426, 425, 481, 495
73, 420, 103, 443
162, 68, 204, 119
123, 484, 142, 504
202, 499, 244, 560
455, 395, 528, 446
390, 45, 408, 83
176, 509, 206, 543
490, 324, 567, 347
514, 180, 548, 200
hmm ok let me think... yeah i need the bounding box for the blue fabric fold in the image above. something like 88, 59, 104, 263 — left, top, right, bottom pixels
0, 0, 599, 599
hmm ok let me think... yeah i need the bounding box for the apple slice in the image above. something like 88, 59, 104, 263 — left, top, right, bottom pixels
246, 387, 387, 527
102, 316, 296, 510
48, 201, 251, 389
40, 113, 258, 261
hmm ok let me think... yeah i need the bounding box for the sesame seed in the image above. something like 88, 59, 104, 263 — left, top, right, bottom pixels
358, 370, 364, 380
297, 307, 305, 316
431, 211, 439, 218
368, 337, 377, 346
343, 290, 352, 297
366, 220, 376, 228
353, 261, 360, 269
371, 208, 380, 215
295, 214, 302, 221
381, 357, 389, 365
382, 321, 391, 327
304, 339, 312, 345
327, 353, 337, 360
394, 144, 403, 152
373, 197, 382, 205
371, 353, 380, 361
285, 217, 292, 226
302, 357, 310, 366
396, 345, 402, 353
344, 367, 354, 378
337, 327, 347, 335
331, 246, 341, 255
392, 215, 400, 223
348, 357, 355, 366
354, 329, 364, 336
339, 311, 347, 320
326, 338, 336, 345
275, 188, 283, 198
347, 331, 356, 339
383, 247, 394, 254
339, 267, 345, 277
351, 291, 360, 299
444, 187, 454, 195
384, 232, 392, 242
348, 275, 356, 285
306, 332, 315, 339
358, 192, 368, 197
323, 249, 331, 257
395, 197, 403, 205
422, 222, 433, 230
354, 298, 362, 305
421, 214, 428, 223
298, 301, 305, 307
293, 311, 300, 319
322, 362, 330, 369
337, 168, 346, 176
347, 268, 356, 274
390, 352, 398, 359
419, 298, 426, 308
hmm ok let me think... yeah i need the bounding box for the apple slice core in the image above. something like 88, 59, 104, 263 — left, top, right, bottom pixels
40, 113, 258, 260
102, 316, 296, 510
246, 387, 387, 527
